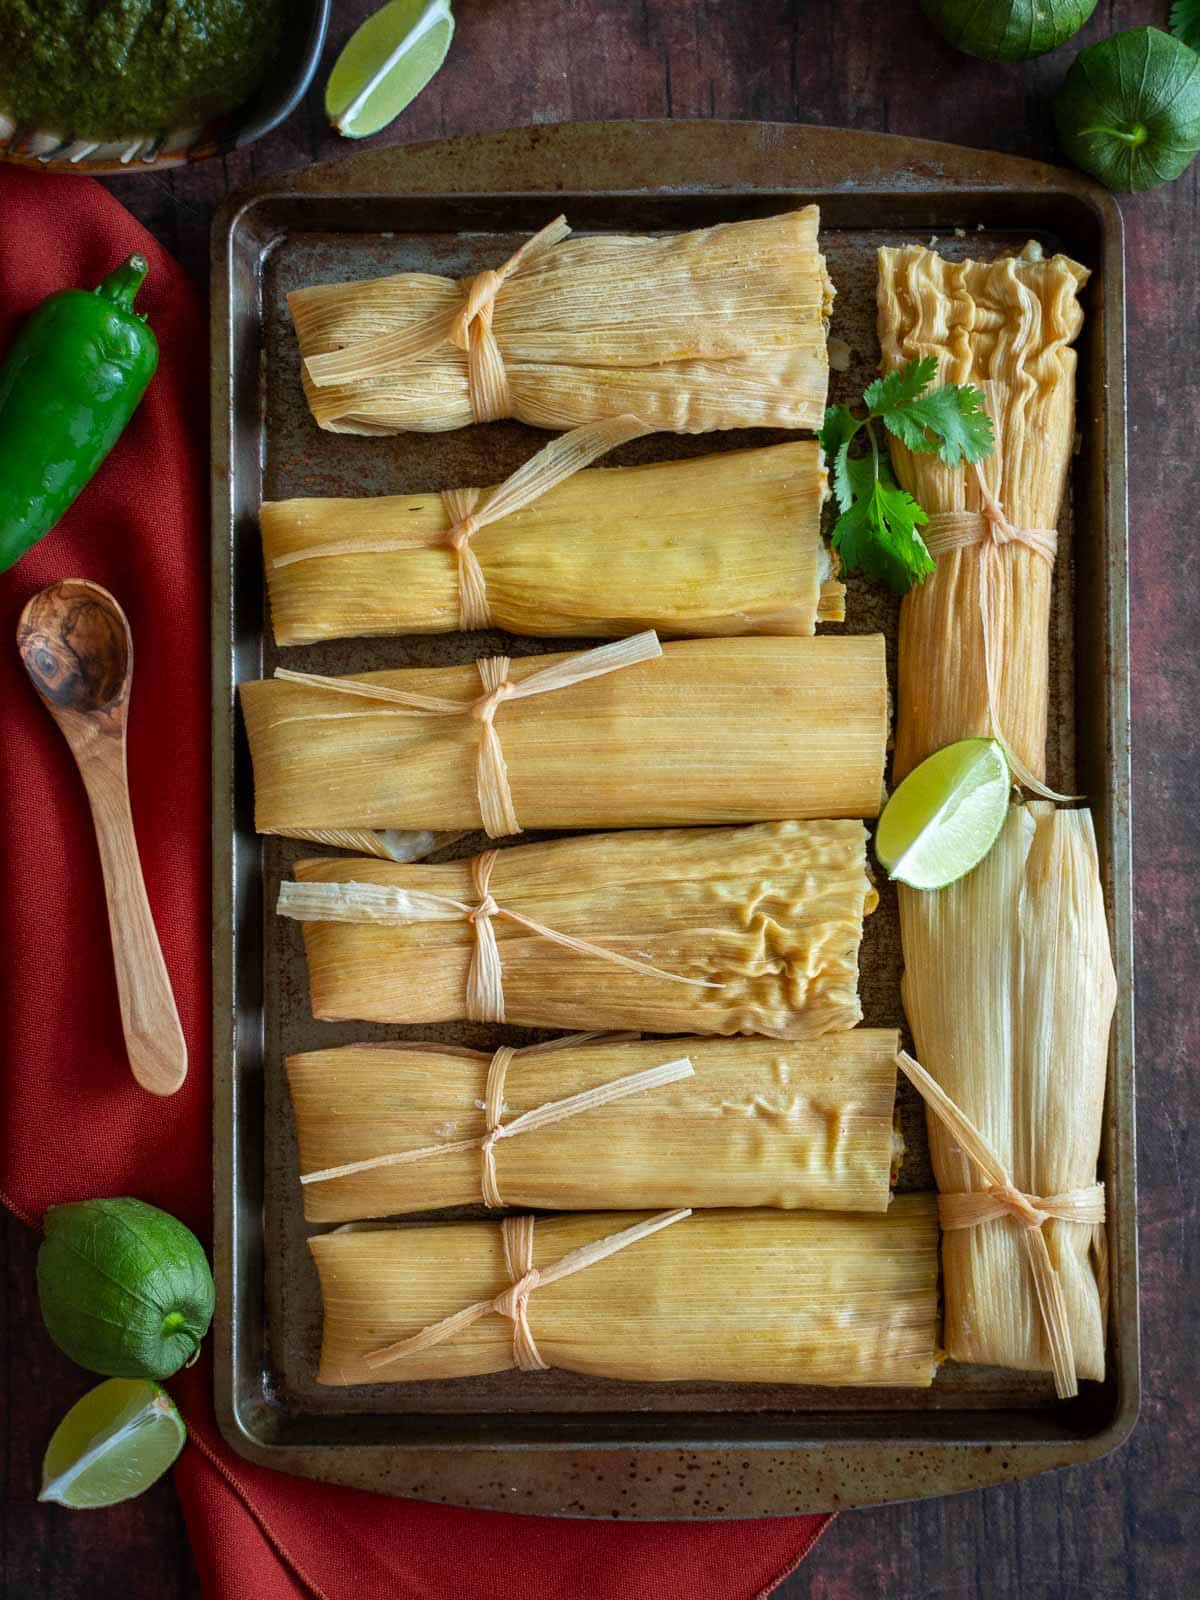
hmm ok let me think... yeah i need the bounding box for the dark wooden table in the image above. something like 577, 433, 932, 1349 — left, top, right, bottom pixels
3, 2, 1196, 1596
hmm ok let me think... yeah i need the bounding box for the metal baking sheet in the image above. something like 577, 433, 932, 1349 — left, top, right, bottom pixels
211, 120, 1135, 1517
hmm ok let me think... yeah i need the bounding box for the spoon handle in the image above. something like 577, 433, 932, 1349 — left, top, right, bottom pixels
77, 748, 188, 1097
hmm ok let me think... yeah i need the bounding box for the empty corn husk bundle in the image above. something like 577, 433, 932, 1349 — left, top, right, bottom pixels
899, 803, 1116, 1396
288, 1031, 903, 1222
290, 209, 832, 435
278, 820, 877, 1036
261, 434, 843, 645
877, 242, 1089, 785
240, 634, 888, 839
309, 1198, 940, 1386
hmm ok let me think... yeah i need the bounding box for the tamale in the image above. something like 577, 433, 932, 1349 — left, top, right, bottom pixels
308, 1198, 941, 1386
877, 241, 1089, 782
261, 441, 844, 645
239, 635, 889, 837
899, 803, 1116, 1390
290, 210, 832, 435
287, 1031, 903, 1222
281, 820, 877, 1036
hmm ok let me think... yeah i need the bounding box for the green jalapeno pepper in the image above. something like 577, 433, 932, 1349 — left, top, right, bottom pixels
0, 254, 159, 573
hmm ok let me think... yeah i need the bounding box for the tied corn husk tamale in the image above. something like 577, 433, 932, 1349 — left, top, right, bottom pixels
290, 209, 832, 435
261, 441, 844, 645
899, 803, 1116, 1385
284, 821, 877, 1036
239, 635, 888, 836
877, 241, 1089, 782
288, 1031, 903, 1222
308, 1198, 940, 1386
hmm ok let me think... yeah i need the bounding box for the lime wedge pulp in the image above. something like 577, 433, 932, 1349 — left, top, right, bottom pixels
326, 0, 455, 139
40, 1379, 186, 1510
875, 738, 1012, 890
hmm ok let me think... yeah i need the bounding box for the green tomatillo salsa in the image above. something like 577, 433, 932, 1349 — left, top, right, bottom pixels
0, 0, 285, 140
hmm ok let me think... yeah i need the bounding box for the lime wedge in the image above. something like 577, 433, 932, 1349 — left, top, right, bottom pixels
876, 738, 1011, 890
40, 1379, 185, 1510
326, 0, 455, 139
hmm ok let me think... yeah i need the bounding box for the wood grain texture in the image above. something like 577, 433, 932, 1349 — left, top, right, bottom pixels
2, 0, 1195, 1595
17, 582, 187, 1098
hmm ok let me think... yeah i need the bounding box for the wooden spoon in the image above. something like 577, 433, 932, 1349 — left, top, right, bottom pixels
18, 580, 187, 1097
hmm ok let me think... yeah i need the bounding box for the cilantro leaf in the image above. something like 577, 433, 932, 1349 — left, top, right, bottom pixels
839, 446, 881, 506
1171, 0, 1200, 52
880, 382, 995, 467
878, 404, 946, 457
819, 404, 859, 459
828, 495, 877, 580
818, 405, 860, 513
862, 355, 939, 416
830, 455, 935, 595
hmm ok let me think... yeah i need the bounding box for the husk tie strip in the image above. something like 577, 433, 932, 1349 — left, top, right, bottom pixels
304, 216, 572, 422
923, 462, 1070, 801
277, 848, 720, 1025
299, 1044, 695, 1207
274, 629, 663, 837
363, 1208, 692, 1372
897, 1050, 1105, 1400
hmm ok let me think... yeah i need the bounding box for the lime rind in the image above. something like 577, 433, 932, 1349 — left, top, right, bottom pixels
876, 737, 1011, 891
37, 1197, 215, 1381
326, 0, 455, 139
40, 1379, 186, 1510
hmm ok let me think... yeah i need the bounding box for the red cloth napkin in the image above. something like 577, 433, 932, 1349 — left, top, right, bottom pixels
0, 164, 830, 1598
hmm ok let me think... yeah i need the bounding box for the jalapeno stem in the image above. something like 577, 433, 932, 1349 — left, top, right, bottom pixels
94, 254, 150, 311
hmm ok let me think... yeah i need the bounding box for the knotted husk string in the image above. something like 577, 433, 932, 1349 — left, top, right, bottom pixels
304, 216, 572, 424
897, 1051, 1104, 1399
274, 629, 663, 837
300, 1045, 695, 1206
923, 468, 1073, 803
363, 1208, 691, 1372
267, 414, 652, 630
277, 848, 721, 1024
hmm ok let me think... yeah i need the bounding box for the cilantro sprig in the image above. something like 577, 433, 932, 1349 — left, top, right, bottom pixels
819, 356, 995, 595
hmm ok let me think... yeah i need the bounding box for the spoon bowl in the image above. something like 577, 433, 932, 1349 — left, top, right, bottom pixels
18, 579, 132, 714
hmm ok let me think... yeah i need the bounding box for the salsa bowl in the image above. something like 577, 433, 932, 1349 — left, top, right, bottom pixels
0, 1, 330, 176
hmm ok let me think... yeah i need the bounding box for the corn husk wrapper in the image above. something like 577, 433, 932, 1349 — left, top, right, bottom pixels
899, 803, 1115, 1382
290, 209, 832, 435
239, 635, 888, 835
262, 442, 844, 645
288, 820, 876, 1036
288, 1031, 902, 1222
309, 1197, 940, 1386
278, 828, 467, 863
877, 242, 1089, 782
